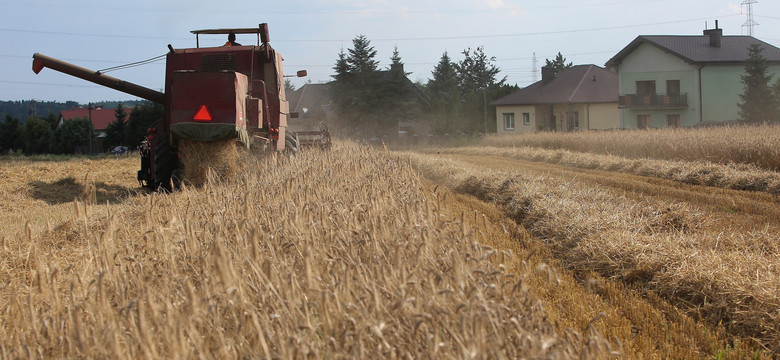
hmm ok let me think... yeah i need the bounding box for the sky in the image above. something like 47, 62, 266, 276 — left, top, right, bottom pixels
1, 0, 778, 104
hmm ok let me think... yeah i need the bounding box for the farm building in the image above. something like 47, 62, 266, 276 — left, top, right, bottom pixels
605, 24, 780, 128
58, 106, 131, 137
491, 64, 619, 133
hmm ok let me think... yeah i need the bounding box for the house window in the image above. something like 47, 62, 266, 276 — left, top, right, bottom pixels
667, 114, 680, 128
636, 80, 656, 96
637, 114, 650, 129
503, 113, 515, 130
666, 80, 680, 96
523, 113, 530, 125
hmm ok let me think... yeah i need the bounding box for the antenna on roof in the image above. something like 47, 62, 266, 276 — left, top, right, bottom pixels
741, 0, 758, 36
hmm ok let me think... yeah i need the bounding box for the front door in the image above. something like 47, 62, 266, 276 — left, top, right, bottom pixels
637, 114, 650, 129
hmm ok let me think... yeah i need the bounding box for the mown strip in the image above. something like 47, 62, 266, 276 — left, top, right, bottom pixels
430, 146, 780, 195
407, 152, 778, 356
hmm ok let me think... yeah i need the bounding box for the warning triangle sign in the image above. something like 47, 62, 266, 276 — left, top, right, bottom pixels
193, 105, 212, 121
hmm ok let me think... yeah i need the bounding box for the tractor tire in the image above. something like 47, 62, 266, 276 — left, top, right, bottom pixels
153, 135, 175, 191
285, 131, 299, 155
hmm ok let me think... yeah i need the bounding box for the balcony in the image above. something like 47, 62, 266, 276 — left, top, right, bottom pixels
619, 93, 688, 109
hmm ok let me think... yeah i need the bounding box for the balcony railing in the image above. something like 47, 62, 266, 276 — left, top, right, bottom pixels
619, 93, 688, 108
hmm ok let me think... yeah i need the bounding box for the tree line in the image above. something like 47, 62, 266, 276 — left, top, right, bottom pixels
329, 35, 519, 138
0, 102, 162, 155
0, 100, 145, 123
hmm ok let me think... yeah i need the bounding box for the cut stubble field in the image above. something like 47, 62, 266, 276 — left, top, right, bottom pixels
0, 137, 776, 358
404, 124, 780, 355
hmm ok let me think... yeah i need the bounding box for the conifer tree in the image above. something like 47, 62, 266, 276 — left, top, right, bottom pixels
331, 36, 382, 137
544, 52, 573, 76
105, 103, 128, 149
427, 52, 460, 134
739, 44, 778, 123
428, 51, 458, 98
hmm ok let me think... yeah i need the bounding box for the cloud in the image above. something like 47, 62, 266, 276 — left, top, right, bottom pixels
484, 0, 504, 10
477, 0, 526, 15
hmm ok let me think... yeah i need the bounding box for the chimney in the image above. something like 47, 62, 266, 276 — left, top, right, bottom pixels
390, 63, 404, 74
703, 20, 722, 48
541, 66, 555, 83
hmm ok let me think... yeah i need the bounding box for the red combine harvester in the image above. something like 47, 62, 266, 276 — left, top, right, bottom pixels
32, 23, 314, 190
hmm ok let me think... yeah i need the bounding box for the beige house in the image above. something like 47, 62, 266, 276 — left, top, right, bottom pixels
492, 65, 619, 133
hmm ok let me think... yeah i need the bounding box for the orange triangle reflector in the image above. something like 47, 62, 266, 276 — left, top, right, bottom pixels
193, 105, 212, 121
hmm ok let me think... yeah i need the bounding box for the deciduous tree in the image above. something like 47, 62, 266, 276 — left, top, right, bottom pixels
452, 47, 506, 134
126, 102, 163, 149
0, 115, 23, 153
455, 46, 505, 96
53, 117, 92, 154
24, 116, 53, 154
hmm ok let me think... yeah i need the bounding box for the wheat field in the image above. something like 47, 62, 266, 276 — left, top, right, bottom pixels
431, 145, 780, 195
481, 123, 780, 171
406, 153, 780, 350
0, 145, 615, 359
0, 141, 771, 358
402, 124, 780, 355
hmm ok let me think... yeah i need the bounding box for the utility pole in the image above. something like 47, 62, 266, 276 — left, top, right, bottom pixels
483, 88, 488, 134
88, 103, 93, 155
742, 0, 758, 36
532, 52, 539, 83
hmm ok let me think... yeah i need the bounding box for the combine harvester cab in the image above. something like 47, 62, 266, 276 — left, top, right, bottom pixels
32, 23, 309, 191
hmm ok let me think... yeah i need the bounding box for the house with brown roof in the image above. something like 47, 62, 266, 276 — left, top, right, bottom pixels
492, 64, 619, 133
58, 106, 131, 137
605, 24, 780, 128
288, 83, 333, 132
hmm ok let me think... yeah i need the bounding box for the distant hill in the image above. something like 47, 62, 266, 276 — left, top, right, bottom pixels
1, 100, 144, 122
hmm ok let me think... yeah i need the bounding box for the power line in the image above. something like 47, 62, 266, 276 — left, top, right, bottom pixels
279, 15, 742, 42
291, 50, 619, 71
0, 27, 185, 40
0, 14, 741, 43
0, 0, 689, 16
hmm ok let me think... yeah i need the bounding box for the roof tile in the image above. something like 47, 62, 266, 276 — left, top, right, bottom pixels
60, 108, 131, 131
606, 35, 780, 66
492, 65, 617, 106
